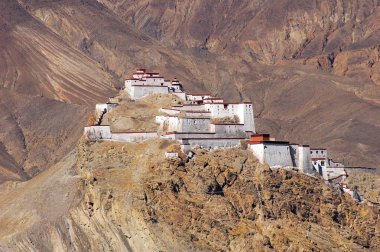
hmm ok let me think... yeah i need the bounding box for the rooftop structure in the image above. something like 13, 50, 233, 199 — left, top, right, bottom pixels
125, 68, 185, 100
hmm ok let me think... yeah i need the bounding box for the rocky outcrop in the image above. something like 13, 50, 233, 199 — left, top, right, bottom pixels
143, 147, 380, 250
0, 139, 378, 250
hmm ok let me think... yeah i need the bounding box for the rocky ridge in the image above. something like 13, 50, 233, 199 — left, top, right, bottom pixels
0, 136, 379, 251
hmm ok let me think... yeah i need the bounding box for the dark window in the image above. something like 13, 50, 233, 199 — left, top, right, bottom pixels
321, 161, 325, 166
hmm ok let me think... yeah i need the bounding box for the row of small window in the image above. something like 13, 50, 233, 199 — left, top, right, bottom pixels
310, 150, 324, 154
313, 161, 325, 166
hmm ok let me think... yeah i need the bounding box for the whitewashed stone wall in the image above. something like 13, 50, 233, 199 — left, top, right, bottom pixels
156, 116, 211, 133
179, 138, 243, 150
249, 143, 293, 168
205, 103, 255, 133
129, 85, 169, 99
186, 94, 211, 101
111, 132, 157, 142
163, 132, 216, 139
176, 104, 206, 111
95, 103, 118, 115
298, 146, 313, 174
211, 124, 247, 137
143, 77, 166, 85
324, 167, 346, 180
159, 108, 180, 115
84, 126, 112, 140
172, 91, 186, 100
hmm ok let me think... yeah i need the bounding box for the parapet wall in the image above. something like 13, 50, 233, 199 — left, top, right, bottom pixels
111, 132, 157, 142
84, 126, 112, 140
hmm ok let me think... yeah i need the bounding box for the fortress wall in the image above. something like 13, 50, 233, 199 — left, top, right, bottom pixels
177, 104, 206, 111
324, 167, 346, 179
144, 77, 166, 85
84, 125, 112, 140
163, 133, 216, 139
298, 146, 314, 174
160, 108, 180, 115
172, 92, 186, 100
249, 143, 293, 168
212, 124, 247, 137
129, 85, 169, 99
111, 132, 157, 142
179, 138, 243, 149
181, 118, 211, 132
185, 111, 210, 117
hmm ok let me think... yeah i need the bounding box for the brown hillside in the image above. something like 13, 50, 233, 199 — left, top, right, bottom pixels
0, 88, 90, 182
0, 140, 378, 250
0, 0, 379, 183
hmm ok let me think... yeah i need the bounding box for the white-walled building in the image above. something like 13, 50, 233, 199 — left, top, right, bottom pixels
84, 68, 353, 184
156, 93, 256, 151
125, 69, 184, 100
248, 134, 314, 174
310, 148, 328, 177
248, 134, 293, 168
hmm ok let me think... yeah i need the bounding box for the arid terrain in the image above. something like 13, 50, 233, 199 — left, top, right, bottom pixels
0, 0, 380, 250
0, 0, 379, 181
0, 137, 379, 251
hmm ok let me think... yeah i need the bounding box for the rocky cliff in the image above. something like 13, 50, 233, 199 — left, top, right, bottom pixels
0, 138, 378, 251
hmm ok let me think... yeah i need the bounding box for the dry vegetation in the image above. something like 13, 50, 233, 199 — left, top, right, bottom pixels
0, 137, 379, 250
211, 115, 240, 124
102, 93, 182, 132
345, 169, 380, 204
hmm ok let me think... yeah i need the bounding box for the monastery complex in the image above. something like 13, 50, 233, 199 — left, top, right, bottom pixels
85, 69, 354, 185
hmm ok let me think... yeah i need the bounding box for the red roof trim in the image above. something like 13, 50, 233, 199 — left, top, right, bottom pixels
311, 157, 327, 160
203, 97, 223, 100
247, 140, 290, 145
206, 102, 252, 105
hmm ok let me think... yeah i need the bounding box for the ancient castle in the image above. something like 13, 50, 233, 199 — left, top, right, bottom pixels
85, 69, 351, 184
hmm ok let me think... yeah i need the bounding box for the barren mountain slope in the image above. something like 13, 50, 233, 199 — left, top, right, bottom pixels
0, 0, 120, 182
17, 0, 380, 169
98, 0, 380, 86
0, 0, 115, 104
0, 139, 378, 251
0, 88, 90, 183
0, 0, 379, 183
